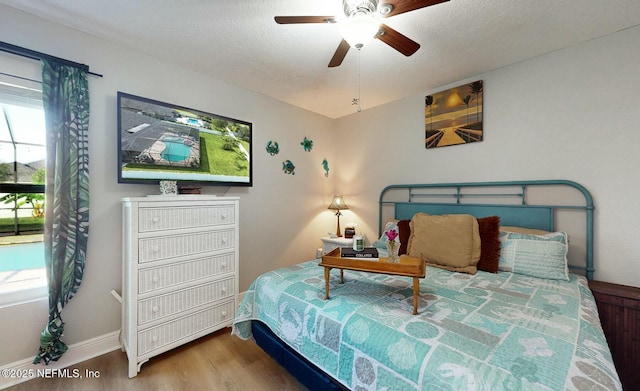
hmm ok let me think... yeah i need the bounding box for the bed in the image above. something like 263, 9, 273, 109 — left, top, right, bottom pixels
232, 180, 621, 390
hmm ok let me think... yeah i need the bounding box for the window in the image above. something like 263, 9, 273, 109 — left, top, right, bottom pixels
0, 74, 47, 305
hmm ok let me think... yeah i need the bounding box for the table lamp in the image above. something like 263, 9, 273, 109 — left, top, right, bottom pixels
328, 195, 349, 237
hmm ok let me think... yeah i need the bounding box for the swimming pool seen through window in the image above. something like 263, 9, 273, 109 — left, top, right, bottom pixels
0, 73, 47, 304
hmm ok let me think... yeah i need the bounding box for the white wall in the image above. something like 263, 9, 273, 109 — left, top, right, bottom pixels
0, 5, 337, 366
1, 4, 638, 369
334, 26, 640, 288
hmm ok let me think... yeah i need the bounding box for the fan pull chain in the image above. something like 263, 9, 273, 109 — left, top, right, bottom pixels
352, 50, 362, 112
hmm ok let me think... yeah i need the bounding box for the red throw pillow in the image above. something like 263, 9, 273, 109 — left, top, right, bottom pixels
477, 216, 501, 273
397, 219, 411, 255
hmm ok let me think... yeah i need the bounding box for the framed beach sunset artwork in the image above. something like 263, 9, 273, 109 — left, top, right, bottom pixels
425, 80, 483, 149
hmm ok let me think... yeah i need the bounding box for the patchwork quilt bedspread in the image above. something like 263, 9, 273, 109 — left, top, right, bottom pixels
232, 260, 621, 390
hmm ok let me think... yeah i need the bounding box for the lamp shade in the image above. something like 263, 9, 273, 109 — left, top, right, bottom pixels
328, 195, 349, 210
339, 13, 380, 49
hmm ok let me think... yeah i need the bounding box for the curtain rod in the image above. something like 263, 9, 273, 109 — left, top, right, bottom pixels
0, 41, 103, 78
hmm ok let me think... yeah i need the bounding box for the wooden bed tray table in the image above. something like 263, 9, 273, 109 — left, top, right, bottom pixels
319, 248, 425, 314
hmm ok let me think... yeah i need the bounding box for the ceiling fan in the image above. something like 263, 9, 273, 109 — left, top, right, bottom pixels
275, 0, 449, 67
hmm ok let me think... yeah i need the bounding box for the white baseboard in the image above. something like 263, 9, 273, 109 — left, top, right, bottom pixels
0, 330, 121, 390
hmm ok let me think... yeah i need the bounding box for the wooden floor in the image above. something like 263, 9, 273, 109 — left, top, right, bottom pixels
6, 328, 308, 391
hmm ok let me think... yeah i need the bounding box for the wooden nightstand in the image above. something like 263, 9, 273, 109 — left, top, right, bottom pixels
589, 280, 640, 391
320, 237, 353, 255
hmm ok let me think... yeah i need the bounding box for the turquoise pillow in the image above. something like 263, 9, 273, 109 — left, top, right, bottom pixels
498, 231, 569, 281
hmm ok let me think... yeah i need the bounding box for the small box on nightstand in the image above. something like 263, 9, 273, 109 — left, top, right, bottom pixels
344, 227, 355, 238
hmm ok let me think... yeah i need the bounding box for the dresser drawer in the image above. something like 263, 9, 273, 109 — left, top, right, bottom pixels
138, 277, 235, 325
138, 229, 235, 263
138, 204, 235, 232
137, 300, 235, 356
138, 253, 235, 294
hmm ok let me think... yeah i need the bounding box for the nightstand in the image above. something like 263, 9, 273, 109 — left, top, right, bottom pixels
589, 280, 640, 391
321, 237, 353, 255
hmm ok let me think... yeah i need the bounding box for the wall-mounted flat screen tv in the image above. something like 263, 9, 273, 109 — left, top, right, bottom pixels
117, 92, 252, 187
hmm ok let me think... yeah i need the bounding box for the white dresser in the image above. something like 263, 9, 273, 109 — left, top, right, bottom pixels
122, 195, 239, 378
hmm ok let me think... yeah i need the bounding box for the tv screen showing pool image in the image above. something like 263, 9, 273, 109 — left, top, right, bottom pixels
117, 92, 252, 186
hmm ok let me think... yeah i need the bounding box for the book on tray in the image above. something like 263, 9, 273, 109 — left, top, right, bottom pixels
340, 247, 379, 258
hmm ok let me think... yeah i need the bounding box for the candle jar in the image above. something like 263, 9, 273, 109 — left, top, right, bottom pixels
352, 235, 364, 251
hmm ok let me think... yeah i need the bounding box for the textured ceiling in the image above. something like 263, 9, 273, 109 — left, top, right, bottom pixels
2, 0, 640, 118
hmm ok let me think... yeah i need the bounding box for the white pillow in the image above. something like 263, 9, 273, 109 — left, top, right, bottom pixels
498, 231, 569, 281
373, 220, 398, 249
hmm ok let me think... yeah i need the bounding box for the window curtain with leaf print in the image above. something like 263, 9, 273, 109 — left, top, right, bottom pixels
33, 59, 90, 365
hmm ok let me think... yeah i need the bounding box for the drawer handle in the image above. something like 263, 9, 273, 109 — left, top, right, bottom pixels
152, 276, 159, 283
221, 213, 227, 220
221, 286, 227, 293
152, 217, 159, 223
221, 311, 227, 318
151, 335, 158, 342
221, 262, 227, 268
221, 238, 228, 244
153, 246, 159, 253
152, 306, 159, 313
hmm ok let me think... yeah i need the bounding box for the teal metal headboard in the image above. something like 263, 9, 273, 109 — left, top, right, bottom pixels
379, 180, 595, 280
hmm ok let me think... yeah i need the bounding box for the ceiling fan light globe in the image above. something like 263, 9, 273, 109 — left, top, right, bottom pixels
339, 13, 380, 49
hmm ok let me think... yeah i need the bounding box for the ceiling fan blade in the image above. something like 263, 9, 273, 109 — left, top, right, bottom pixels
274, 16, 336, 24
376, 24, 420, 56
328, 40, 351, 68
380, 0, 449, 18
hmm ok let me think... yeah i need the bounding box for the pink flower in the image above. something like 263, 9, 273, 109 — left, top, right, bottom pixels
385, 229, 398, 242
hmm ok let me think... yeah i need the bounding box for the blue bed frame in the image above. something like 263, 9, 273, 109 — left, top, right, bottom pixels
253, 179, 595, 391
379, 179, 595, 280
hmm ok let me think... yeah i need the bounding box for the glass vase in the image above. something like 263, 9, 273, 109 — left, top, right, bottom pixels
386, 241, 400, 263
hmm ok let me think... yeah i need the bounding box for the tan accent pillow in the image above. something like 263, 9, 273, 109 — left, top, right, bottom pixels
408, 213, 481, 274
